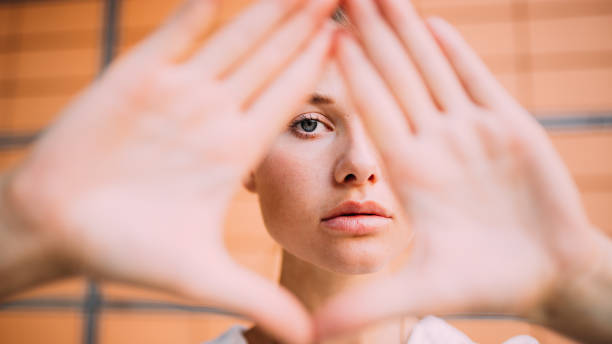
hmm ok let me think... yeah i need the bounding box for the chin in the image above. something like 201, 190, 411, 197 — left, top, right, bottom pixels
320, 242, 394, 275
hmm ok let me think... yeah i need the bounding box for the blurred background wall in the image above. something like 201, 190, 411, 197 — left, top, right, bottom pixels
0, 0, 611, 343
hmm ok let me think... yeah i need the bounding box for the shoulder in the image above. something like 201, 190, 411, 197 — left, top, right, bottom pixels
203, 325, 248, 344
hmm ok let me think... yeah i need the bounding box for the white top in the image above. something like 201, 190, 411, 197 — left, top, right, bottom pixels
205, 325, 248, 344
204, 316, 539, 344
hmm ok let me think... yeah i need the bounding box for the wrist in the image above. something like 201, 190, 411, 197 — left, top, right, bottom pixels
0, 170, 77, 298
531, 227, 612, 343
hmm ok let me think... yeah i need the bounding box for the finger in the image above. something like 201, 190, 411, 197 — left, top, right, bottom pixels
242, 22, 336, 166
336, 33, 427, 182
426, 17, 522, 112
137, 0, 220, 61
224, 0, 338, 106
335, 33, 412, 151
185, 255, 313, 344
344, 0, 436, 131
375, 0, 471, 111
187, 0, 304, 77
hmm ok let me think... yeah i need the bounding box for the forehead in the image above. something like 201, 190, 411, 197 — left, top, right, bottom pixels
312, 62, 354, 114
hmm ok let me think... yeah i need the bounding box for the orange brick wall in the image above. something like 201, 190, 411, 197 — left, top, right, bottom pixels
1, 0, 610, 343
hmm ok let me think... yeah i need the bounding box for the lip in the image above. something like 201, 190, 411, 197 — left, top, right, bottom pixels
321, 201, 393, 236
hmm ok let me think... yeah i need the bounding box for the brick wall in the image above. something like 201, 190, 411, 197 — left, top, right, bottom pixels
1, 0, 610, 343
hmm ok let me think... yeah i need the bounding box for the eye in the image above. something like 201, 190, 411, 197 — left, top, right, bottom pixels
289, 113, 333, 139
299, 118, 318, 133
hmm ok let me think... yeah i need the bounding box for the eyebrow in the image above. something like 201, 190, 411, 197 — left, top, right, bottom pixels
309, 93, 335, 105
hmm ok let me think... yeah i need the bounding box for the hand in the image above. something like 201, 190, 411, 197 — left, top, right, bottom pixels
315, 0, 607, 341
1, 0, 337, 342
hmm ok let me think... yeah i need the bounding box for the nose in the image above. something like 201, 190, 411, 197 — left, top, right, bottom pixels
333, 131, 380, 186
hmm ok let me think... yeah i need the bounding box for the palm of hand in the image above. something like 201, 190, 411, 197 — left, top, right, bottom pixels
12, 44, 255, 292
367, 101, 595, 319
396, 108, 583, 317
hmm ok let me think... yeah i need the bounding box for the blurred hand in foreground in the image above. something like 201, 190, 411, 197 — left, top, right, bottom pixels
0, 0, 338, 342
315, 0, 612, 342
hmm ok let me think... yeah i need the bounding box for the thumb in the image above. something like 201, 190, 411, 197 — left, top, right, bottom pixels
185, 256, 312, 344
313, 265, 464, 341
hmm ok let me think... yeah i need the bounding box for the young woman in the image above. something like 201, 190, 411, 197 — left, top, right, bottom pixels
1, 0, 611, 343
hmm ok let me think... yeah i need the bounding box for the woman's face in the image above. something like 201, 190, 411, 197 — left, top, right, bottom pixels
248, 63, 412, 274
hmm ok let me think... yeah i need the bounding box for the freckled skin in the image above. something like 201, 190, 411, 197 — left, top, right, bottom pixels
249, 63, 413, 274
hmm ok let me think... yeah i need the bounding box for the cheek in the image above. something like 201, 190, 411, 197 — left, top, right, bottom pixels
254, 139, 333, 242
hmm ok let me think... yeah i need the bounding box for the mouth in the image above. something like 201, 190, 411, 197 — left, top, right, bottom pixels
321, 201, 393, 236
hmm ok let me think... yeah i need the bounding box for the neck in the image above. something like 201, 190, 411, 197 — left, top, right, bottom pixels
279, 250, 385, 312
245, 250, 417, 344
